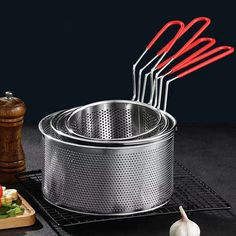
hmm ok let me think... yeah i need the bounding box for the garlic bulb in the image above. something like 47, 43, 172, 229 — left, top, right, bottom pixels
169, 206, 200, 236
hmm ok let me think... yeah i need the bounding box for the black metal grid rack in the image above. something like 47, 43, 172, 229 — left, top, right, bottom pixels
15, 160, 230, 228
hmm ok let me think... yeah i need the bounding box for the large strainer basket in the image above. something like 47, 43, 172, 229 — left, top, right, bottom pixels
39, 111, 176, 215
65, 100, 162, 141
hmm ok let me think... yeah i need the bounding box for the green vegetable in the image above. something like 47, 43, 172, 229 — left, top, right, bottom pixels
0, 202, 24, 219
0, 206, 11, 214
14, 206, 24, 215
7, 208, 17, 217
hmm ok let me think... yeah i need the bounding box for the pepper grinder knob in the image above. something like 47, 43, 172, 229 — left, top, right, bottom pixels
5, 91, 13, 99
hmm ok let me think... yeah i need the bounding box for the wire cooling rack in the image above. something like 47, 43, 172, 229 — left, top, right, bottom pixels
15, 160, 230, 227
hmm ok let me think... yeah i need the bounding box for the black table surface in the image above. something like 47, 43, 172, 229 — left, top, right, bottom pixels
1, 124, 236, 235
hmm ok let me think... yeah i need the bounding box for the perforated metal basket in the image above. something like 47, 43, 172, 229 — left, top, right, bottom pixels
65, 100, 162, 141
39, 111, 176, 215
50, 107, 169, 146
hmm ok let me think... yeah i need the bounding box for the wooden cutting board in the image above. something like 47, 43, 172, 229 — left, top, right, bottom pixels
0, 194, 36, 230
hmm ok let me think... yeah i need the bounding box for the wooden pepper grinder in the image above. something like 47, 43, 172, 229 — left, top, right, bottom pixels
0, 91, 26, 184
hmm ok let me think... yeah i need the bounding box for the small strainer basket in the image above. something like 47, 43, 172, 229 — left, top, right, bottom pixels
50, 106, 169, 146
65, 100, 162, 141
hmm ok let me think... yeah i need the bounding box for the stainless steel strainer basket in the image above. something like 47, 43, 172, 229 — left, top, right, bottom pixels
65, 100, 162, 141
39, 111, 176, 215
50, 106, 169, 146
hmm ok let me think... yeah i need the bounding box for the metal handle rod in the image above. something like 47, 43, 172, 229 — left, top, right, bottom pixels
147, 52, 169, 104
132, 20, 185, 101
141, 71, 158, 105
141, 73, 150, 103
138, 51, 173, 102
140, 56, 174, 105
136, 54, 159, 101
163, 77, 178, 112
132, 49, 148, 100
149, 58, 174, 105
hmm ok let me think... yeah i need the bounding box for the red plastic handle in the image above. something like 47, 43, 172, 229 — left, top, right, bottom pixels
146, 20, 185, 52
157, 17, 211, 69
170, 37, 216, 73
176, 46, 234, 78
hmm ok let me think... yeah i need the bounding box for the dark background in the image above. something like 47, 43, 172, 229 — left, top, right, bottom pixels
1, 1, 235, 124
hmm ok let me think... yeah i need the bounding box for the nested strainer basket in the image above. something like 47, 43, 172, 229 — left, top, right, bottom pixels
65, 100, 162, 141
50, 105, 169, 146
39, 110, 176, 215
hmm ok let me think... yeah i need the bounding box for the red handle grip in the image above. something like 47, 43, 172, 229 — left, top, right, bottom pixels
170, 37, 216, 73
146, 20, 185, 51
157, 17, 211, 69
177, 46, 234, 78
